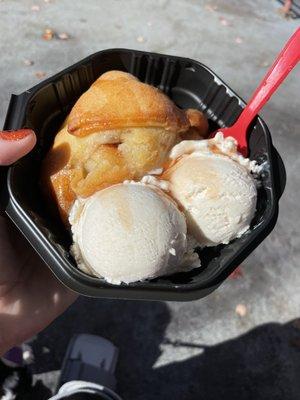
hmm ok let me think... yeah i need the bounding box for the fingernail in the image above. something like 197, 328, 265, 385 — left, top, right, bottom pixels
0, 129, 34, 141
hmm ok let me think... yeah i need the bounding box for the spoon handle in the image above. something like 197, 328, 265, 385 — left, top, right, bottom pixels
234, 28, 300, 130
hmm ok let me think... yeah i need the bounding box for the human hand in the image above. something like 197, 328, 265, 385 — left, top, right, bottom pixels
0, 129, 78, 355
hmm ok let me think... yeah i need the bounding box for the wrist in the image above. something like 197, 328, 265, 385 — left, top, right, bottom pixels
0, 345, 10, 358
0, 334, 12, 358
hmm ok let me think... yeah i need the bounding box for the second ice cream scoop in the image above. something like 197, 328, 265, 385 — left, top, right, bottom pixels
164, 134, 258, 247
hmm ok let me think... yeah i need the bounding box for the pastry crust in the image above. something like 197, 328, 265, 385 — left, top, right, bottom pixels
42, 71, 208, 221
68, 70, 191, 136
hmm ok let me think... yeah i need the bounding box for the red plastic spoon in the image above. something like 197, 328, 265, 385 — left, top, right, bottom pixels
212, 28, 300, 157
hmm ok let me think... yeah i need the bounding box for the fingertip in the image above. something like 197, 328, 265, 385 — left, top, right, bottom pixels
0, 129, 37, 166
22, 129, 37, 151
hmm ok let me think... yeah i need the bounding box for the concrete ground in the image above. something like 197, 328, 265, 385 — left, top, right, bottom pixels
1, 0, 300, 399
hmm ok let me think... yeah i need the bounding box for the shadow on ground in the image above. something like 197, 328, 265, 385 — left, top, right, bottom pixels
30, 297, 300, 400
149, 320, 300, 400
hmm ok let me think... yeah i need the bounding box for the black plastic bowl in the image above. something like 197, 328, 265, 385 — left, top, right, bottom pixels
1, 49, 286, 301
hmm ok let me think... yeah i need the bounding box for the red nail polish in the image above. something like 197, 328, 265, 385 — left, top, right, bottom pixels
0, 129, 34, 141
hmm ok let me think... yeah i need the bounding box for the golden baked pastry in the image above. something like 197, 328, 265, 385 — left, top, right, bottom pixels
42, 71, 208, 222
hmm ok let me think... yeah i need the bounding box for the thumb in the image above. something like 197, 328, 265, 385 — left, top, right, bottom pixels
0, 129, 37, 166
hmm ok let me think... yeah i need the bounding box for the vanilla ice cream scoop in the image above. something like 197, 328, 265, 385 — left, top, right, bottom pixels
69, 183, 189, 284
164, 133, 258, 247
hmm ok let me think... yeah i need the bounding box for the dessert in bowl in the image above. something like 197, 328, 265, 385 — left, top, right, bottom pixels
42, 70, 260, 284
